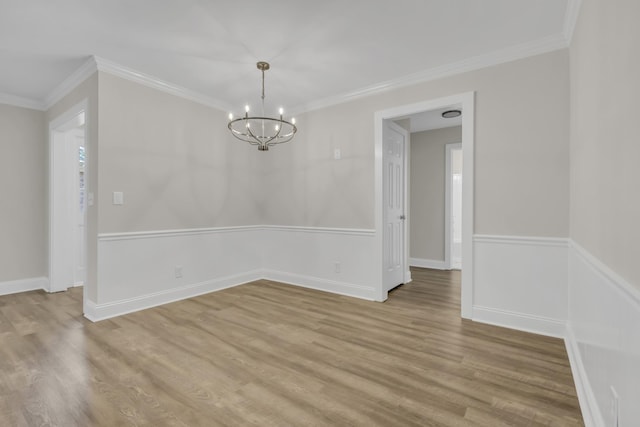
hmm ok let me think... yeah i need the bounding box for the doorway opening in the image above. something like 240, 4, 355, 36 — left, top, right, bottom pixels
49, 101, 88, 293
446, 143, 462, 270
374, 92, 474, 318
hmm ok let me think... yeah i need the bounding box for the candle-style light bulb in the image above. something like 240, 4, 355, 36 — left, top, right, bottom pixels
275, 124, 280, 131
245, 105, 250, 113
228, 113, 233, 121
291, 117, 296, 125
279, 107, 284, 116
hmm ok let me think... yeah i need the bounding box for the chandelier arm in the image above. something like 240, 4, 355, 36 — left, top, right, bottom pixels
261, 118, 285, 146
244, 122, 265, 148
268, 121, 297, 145
228, 120, 259, 144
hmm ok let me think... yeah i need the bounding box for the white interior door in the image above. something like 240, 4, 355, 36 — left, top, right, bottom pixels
383, 121, 407, 291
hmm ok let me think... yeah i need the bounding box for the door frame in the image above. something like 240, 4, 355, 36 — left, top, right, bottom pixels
374, 92, 474, 318
445, 142, 462, 270
49, 99, 88, 293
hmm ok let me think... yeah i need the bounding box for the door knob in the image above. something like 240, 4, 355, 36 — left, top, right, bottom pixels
400, 215, 406, 220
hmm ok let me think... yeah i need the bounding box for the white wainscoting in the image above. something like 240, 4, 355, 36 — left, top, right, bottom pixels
93, 226, 264, 321
261, 226, 377, 301
567, 241, 640, 427
409, 257, 448, 270
0, 276, 49, 296
90, 226, 377, 321
472, 235, 568, 338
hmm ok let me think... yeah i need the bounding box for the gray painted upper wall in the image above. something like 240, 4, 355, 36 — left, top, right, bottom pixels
410, 126, 462, 261
262, 49, 570, 236
98, 73, 264, 233
570, 0, 640, 289
0, 104, 46, 282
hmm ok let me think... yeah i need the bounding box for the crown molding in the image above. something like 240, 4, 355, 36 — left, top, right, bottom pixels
43, 56, 99, 110
563, 0, 583, 45
93, 56, 231, 112
0, 92, 45, 111
291, 33, 568, 115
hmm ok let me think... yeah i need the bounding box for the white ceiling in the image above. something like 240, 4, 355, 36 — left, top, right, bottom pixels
0, 0, 574, 114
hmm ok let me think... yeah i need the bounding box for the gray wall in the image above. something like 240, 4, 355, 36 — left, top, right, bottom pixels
0, 104, 46, 282
261, 49, 570, 237
570, 0, 640, 290
410, 126, 462, 261
98, 73, 263, 233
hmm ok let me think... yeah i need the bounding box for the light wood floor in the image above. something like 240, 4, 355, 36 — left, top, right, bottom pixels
0, 268, 583, 426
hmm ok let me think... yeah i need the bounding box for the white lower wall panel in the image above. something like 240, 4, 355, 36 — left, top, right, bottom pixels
92, 226, 378, 320
472, 235, 568, 337
0, 276, 49, 296
567, 242, 640, 427
261, 227, 377, 300
94, 227, 264, 320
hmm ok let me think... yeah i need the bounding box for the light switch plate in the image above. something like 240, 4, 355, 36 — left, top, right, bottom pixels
113, 191, 124, 205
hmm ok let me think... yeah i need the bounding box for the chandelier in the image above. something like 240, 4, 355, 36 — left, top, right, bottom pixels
227, 61, 297, 151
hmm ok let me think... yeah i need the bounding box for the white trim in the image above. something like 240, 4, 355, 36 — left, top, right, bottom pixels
5, 31, 573, 115
93, 56, 231, 112
262, 270, 377, 301
445, 142, 462, 269
98, 225, 376, 241
375, 92, 475, 315
84, 270, 262, 322
99, 225, 263, 241
49, 99, 89, 294
0, 277, 49, 296
43, 57, 98, 110
565, 325, 603, 427
293, 36, 566, 115
473, 306, 566, 338
0, 92, 45, 111
566, 240, 640, 427
570, 240, 640, 308
563, 0, 584, 45
474, 234, 569, 248
409, 258, 448, 270
260, 225, 376, 236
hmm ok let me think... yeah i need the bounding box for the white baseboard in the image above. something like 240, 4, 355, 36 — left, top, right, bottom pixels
409, 257, 448, 270
262, 269, 377, 301
0, 276, 48, 296
564, 325, 603, 427
84, 270, 262, 322
472, 305, 565, 338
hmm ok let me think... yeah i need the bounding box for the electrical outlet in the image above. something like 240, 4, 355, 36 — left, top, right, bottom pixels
335, 262, 341, 273
609, 386, 619, 427
175, 266, 183, 279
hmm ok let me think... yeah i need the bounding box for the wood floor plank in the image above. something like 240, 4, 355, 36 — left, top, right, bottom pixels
0, 268, 583, 426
